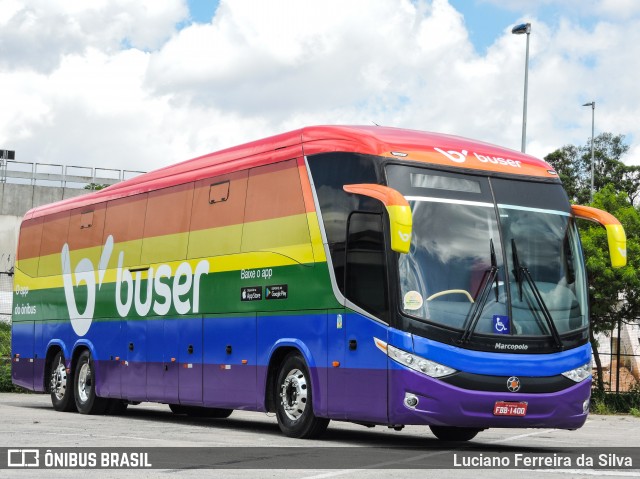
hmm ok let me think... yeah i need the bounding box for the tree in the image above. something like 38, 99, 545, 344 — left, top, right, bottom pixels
545, 133, 640, 205
84, 183, 109, 191
576, 186, 640, 391
546, 133, 640, 391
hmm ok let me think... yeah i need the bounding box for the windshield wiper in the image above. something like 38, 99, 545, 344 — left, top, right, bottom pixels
458, 239, 499, 344
511, 239, 524, 301
511, 239, 563, 350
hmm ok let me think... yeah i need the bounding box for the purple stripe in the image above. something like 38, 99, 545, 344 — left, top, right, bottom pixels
389, 367, 590, 429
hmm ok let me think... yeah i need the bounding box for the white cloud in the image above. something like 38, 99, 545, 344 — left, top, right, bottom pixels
1, 0, 640, 176
0, 0, 187, 72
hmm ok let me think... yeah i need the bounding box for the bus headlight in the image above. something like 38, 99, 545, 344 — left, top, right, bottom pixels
387, 345, 456, 378
561, 362, 591, 383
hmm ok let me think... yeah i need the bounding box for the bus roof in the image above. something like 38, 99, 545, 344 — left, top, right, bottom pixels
25, 125, 557, 219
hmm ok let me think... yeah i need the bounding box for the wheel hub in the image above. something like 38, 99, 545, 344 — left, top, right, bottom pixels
50, 358, 67, 400
77, 362, 91, 403
280, 368, 308, 421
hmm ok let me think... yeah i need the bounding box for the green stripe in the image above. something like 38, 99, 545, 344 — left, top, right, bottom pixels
12, 263, 341, 323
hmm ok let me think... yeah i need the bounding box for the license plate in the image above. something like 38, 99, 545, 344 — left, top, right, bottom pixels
493, 401, 528, 416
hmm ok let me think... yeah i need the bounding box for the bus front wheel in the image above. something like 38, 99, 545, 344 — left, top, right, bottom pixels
49, 351, 76, 412
275, 352, 329, 439
74, 350, 109, 415
429, 425, 481, 442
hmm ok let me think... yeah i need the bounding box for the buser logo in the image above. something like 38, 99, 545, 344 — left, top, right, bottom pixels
61, 236, 113, 336
62, 235, 209, 337
434, 147, 468, 163
434, 147, 523, 169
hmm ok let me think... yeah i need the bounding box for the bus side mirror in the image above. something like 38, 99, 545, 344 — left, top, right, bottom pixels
343, 184, 412, 254
571, 204, 627, 268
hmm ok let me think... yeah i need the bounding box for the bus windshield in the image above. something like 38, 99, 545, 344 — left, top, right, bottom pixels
386, 165, 588, 340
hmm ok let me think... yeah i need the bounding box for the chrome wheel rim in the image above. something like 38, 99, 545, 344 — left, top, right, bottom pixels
77, 362, 91, 403
279, 368, 308, 421
50, 357, 67, 401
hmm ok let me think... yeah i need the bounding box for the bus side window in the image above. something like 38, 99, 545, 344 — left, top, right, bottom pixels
141, 183, 194, 265
37, 211, 70, 277
67, 204, 107, 272
306, 152, 381, 294
103, 194, 148, 268
242, 160, 312, 262
345, 212, 389, 322
17, 216, 44, 277
189, 171, 248, 259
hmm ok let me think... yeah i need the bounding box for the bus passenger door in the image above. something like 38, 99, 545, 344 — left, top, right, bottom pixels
342, 313, 388, 423
341, 211, 389, 423
327, 309, 346, 419
203, 314, 257, 410
179, 316, 203, 406
123, 319, 147, 401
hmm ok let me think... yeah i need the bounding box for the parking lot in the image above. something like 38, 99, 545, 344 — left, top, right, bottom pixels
1, 392, 639, 478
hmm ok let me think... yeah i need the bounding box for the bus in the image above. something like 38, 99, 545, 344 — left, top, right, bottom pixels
11, 126, 626, 441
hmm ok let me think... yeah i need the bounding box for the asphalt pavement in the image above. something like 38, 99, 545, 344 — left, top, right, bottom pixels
0, 392, 639, 478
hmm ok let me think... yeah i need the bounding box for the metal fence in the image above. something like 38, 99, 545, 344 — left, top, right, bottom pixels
0, 159, 144, 188
594, 322, 640, 393
0, 271, 12, 324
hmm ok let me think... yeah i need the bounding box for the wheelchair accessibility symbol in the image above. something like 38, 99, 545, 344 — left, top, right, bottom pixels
493, 315, 510, 334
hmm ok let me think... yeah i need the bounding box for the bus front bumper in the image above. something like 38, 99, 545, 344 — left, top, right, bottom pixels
388, 367, 591, 430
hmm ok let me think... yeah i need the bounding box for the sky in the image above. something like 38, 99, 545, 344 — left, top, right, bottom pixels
1, 0, 639, 174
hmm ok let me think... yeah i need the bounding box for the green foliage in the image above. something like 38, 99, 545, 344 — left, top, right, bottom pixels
84, 183, 109, 191
0, 360, 20, 392
580, 186, 640, 335
545, 133, 640, 204
546, 133, 640, 394
0, 321, 10, 357
0, 322, 21, 392
590, 387, 640, 415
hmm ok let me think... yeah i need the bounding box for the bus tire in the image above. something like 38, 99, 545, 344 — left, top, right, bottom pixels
74, 350, 108, 415
429, 425, 481, 442
275, 352, 329, 439
49, 351, 76, 412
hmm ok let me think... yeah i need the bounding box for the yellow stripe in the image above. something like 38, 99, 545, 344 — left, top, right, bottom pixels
189, 224, 243, 259
15, 212, 327, 292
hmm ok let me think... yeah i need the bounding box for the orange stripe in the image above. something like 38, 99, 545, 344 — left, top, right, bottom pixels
297, 159, 316, 214
19, 161, 308, 260
244, 160, 306, 223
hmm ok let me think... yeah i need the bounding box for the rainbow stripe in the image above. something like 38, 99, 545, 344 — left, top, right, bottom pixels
13, 159, 338, 324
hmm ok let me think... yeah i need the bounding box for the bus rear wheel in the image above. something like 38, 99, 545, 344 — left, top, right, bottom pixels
49, 351, 76, 412
429, 425, 481, 442
275, 352, 329, 439
74, 350, 108, 415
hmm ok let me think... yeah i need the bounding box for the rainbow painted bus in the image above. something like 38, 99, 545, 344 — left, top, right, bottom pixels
11, 126, 626, 441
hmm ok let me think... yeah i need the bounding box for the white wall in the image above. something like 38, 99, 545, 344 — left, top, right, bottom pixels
0, 215, 20, 272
